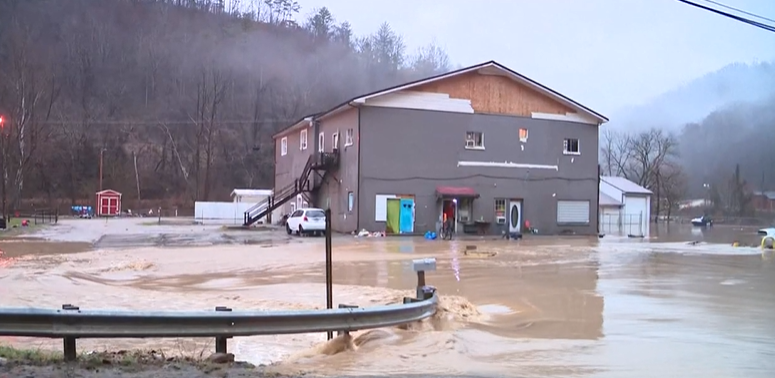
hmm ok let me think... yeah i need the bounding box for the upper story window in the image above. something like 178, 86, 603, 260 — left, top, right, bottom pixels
465, 131, 484, 149
300, 129, 308, 150
281, 137, 288, 156
319, 132, 325, 152
345, 128, 354, 146
563, 138, 580, 155
332, 132, 339, 150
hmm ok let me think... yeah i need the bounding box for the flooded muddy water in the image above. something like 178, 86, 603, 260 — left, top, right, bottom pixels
1, 222, 774, 377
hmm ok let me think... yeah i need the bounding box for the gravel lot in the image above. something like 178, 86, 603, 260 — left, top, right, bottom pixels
25, 217, 303, 249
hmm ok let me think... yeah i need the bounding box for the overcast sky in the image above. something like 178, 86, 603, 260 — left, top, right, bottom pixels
247, 0, 775, 115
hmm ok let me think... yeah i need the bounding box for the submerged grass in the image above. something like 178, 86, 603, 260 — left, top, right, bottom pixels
0, 345, 254, 373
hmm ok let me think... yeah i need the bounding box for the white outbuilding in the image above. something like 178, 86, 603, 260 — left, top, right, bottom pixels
599, 176, 652, 237
230, 189, 272, 204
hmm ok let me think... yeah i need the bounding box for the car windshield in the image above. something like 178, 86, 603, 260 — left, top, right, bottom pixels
306, 210, 325, 218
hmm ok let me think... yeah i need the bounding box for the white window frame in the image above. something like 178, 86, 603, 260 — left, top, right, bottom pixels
345, 128, 354, 146
319, 132, 325, 152
300, 129, 307, 150
563, 138, 580, 155
281, 137, 288, 156
347, 191, 354, 212
519, 128, 529, 143
465, 131, 485, 150
332, 132, 339, 150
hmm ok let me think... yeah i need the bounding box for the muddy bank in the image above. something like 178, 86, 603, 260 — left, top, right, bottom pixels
0, 240, 93, 258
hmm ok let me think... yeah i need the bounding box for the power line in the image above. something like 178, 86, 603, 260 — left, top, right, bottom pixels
700, 0, 775, 24
676, 0, 775, 33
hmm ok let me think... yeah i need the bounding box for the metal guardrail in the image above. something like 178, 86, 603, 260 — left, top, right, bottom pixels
0, 257, 438, 361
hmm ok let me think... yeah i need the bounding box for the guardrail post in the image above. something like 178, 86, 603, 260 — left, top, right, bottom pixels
337, 304, 358, 336
214, 306, 232, 353
61, 304, 80, 361
411, 258, 437, 300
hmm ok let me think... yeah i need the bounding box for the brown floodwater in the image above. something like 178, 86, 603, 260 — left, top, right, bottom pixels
1, 225, 774, 377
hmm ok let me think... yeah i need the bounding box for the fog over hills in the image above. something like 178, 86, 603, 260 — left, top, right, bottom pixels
607, 60, 775, 133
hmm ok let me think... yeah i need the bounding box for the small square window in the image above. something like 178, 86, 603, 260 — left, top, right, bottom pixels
281, 137, 288, 156
465, 131, 484, 149
519, 128, 528, 143
563, 138, 580, 155
300, 129, 308, 150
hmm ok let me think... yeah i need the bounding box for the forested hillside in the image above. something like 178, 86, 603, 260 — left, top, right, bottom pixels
601, 60, 775, 217
0, 0, 451, 211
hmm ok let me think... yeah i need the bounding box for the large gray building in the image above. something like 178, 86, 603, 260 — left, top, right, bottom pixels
245, 61, 608, 235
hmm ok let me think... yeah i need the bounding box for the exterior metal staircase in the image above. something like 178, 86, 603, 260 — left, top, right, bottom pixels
243, 151, 339, 226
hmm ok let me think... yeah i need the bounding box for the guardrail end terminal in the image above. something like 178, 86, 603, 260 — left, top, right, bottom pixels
420, 285, 437, 300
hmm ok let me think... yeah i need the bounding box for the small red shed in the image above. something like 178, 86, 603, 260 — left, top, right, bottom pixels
96, 189, 122, 217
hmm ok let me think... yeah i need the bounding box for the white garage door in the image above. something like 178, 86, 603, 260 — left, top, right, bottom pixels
600, 207, 622, 234
623, 195, 649, 236
557, 200, 590, 224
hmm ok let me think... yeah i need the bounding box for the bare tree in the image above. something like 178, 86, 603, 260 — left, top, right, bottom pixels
599, 128, 683, 220
0, 0, 455, 212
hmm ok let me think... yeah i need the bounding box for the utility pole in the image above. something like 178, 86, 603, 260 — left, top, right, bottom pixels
0, 116, 6, 220
99, 148, 105, 191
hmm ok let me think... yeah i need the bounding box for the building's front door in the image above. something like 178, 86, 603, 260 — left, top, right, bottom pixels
399, 198, 415, 234
508, 200, 522, 234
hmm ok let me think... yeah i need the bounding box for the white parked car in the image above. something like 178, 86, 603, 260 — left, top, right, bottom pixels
286, 208, 326, 236
758, 227, 775, 237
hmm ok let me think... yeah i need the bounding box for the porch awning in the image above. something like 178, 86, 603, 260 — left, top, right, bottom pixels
436, 186, 479, 199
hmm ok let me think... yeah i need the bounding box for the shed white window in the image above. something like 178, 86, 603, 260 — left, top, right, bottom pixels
319, 132, 325, 152
556, 200, 590, 224
281, 137, 288, 156
300, 129, 307, 150
563, 138, 580, 155
332, 132, 339, 149
345, 128, 354, 146
465, 131, 484, 149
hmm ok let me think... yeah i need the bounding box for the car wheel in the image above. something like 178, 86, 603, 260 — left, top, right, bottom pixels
286, 224, 292, 235
298, 225, 304, 236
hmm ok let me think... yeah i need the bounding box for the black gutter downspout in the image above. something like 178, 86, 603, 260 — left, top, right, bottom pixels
355, 106, 361, 232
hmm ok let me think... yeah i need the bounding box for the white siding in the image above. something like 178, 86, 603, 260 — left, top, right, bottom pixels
623, 195, 650, 236
364, 91, 475, 113
557, 200, 590, 224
